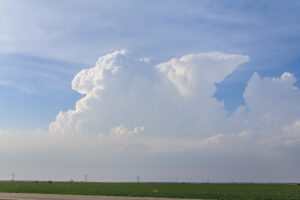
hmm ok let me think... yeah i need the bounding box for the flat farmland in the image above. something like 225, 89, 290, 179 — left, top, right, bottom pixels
1, 182, 300, 200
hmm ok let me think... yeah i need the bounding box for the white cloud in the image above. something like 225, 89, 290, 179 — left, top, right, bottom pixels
110, 124, 144, 138
156, 52, 249, 97
49, 50, 129, 135
71, 49, 127, 95
49, 50, 249, 139
2, 50, 300, 182
239, 71, 300, 135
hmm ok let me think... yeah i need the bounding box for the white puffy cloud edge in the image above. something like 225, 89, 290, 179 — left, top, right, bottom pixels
1, 50, 300, 182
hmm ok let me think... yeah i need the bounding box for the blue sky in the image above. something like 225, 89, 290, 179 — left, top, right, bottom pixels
1, 0, 299, 129
1, 1, 300, 182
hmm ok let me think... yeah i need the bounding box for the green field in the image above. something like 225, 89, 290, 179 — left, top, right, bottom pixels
0, 182, 300, 200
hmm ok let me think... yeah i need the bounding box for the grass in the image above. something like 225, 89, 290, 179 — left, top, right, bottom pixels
1, 181, 300, 200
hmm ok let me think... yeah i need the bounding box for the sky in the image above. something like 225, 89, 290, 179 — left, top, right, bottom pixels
1, 0, 300, 182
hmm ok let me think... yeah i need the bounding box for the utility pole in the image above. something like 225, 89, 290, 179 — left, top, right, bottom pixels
11, 173, 15, 182
84, 174, 88, 182
206, 178, 210, 184
137, 176, 140, 183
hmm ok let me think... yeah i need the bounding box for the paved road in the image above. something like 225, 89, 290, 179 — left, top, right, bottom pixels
0, 193, 205, 200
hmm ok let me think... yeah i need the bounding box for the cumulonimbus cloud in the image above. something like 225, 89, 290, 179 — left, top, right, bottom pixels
49, 50, 249, 138
48, 50, 300, 152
